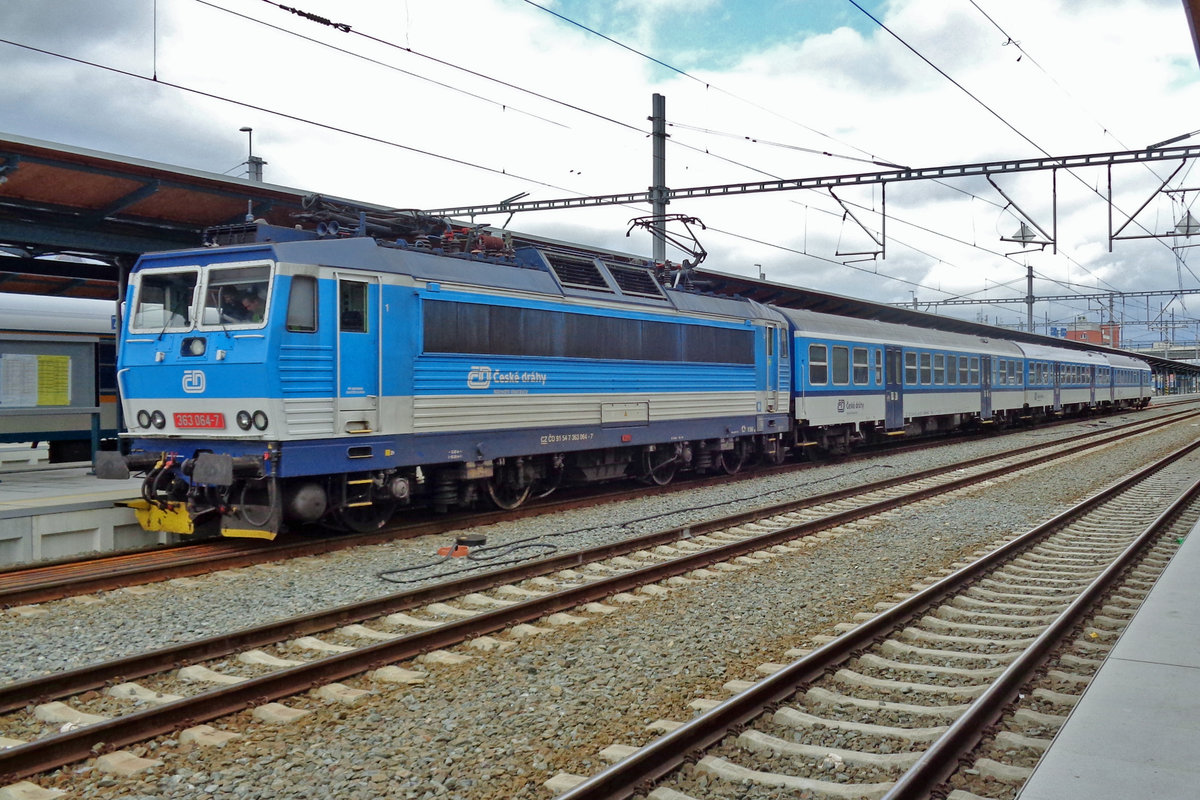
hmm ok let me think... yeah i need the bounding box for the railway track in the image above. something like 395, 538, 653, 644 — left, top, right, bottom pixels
1, 406, 1194, 609
550, 439, 1200, 800
0, 405, 1193, 787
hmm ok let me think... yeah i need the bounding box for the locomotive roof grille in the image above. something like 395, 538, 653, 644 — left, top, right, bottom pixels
605, 263, 665, 299
545, 252, 612, 292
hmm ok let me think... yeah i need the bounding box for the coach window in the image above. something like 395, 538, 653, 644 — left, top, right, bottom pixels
874, 350, 883, 385
808, 344, 828, 385
832, 346, 850, 385
946, 355, 957, 385
933, 354, 945, 385
919, 352, 932, 385
969, 357, 980, 384
959, 358, 969, 384
285, 276, 318, 332
905, 351, 917, 385
340, 281, 368, 333
853, 347, 869, 385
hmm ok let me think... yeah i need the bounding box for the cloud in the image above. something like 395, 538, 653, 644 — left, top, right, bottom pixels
1, 0, 1198, 342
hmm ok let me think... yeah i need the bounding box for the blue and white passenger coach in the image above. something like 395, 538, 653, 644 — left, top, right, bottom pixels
98, 227, 792, 538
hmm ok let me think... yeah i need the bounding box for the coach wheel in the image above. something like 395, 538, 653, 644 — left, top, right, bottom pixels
331, 498, 397, 533
642, 446, 679, 486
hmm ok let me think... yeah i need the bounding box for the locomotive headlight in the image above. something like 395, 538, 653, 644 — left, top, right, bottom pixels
150, 410, 166, 429
236, 410, 253, 431
185, 337, 206, 356
136, 410, 151, 428
252, 410, 269, 430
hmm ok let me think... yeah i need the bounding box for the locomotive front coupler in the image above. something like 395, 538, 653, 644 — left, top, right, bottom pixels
186, 453, 265, 488
95, 450, 163, 480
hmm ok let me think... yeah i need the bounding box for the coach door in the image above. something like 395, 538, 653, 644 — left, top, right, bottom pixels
1052, 363, 1062, 410
980, 355, 992, 419
336, 275, 380, 434
885, 346, 904, 429
765, 324, 785, 412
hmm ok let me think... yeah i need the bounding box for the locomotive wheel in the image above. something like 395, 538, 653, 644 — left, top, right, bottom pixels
718, 447, 745, 475
764, 438, 787, 466
331, 499, 397, 533
642, 447, 678, 486
487, 476, 532, 510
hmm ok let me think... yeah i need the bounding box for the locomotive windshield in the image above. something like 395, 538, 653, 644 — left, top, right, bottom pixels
199, 265, 272, 326
128, 264, 272, 332
130, 270, 198, 330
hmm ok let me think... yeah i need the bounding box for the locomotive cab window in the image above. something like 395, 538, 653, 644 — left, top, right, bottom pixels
131, 270, 198, 331
286, 276, 318, 332
200, 264, 271, 326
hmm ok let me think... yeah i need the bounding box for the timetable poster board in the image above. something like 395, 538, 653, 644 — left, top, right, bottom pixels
0, 353, 71, 407
0, 334, 95, 410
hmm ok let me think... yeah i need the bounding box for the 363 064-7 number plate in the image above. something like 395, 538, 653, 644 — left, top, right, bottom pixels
174, 412, 225, 429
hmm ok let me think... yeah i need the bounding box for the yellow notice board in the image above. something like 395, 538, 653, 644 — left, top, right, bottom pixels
36, 355, 71, 406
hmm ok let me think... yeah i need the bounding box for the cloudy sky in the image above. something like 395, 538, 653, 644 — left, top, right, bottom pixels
3, 0, 1200, 344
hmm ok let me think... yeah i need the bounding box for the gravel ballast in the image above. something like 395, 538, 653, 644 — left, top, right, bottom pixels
2, 406, 1196, 799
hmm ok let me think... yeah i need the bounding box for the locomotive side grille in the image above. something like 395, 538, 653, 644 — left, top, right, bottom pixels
279, 344, 336, 435
283, 398, 337, 435
546, 253, 612, 291
605, 264, 665, 298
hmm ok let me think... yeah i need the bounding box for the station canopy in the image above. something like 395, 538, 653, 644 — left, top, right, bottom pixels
0, 132, 308, 299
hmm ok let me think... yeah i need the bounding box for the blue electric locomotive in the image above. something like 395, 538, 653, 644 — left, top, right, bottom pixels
98, 217, 1154, 539
97, 223, 792, 538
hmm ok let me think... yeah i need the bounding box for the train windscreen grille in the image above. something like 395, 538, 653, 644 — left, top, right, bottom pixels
546, 254, 611, 291
606, 264, 665, 298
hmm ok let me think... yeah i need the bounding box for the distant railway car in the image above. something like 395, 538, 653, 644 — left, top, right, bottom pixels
97, 228, 792, 538
777, 308, 1153, 454
780, 309, 1027, 451
0, 292, 118, 461
1105, 352, 1154, 407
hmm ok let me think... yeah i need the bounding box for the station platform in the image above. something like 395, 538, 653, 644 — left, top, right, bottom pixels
1017, 517, 1200, 799
0, 458, 150, 567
